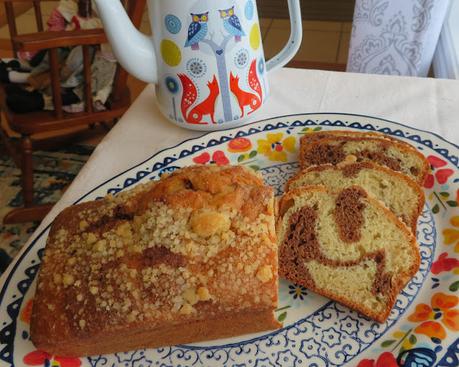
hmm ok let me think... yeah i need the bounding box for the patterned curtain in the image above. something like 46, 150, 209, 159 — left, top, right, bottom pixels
347, 0, 450, 76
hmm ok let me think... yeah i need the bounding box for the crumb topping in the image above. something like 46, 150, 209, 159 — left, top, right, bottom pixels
35, 166, 277, 335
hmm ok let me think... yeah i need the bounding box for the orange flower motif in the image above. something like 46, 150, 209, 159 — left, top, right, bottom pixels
20, 299, 33, 324
408, 292, 459, 340
228, 137, 252, 153
443, 216, 459, 253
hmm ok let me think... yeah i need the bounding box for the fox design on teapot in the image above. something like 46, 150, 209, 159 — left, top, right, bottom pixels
178, 74, 220, 124
178, 58, 262, 125
230, 59, 263, 117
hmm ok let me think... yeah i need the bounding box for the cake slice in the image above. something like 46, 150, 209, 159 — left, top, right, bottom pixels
277, 186, 420, 322
286, 162, 425, 232
300, 130, 411, 145
299, 131, 429, 184
31, 165, 280, 357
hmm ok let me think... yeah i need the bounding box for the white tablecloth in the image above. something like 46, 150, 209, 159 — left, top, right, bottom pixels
2, 67, 459, 281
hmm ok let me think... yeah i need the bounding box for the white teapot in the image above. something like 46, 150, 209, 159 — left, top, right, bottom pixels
95, 0, 302, 131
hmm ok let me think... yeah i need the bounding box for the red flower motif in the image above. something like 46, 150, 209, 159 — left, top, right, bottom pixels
192, 150, 230, 165
357, 352, 398, 367
23, 350, 81, 367
436, 169, 454, 184
23, 350, 49, 365
431, 252, 459, 275
428, 156, 448, 168
424, 155, 454, 188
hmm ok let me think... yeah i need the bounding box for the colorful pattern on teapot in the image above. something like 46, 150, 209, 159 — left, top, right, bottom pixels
157, 0, 268, 126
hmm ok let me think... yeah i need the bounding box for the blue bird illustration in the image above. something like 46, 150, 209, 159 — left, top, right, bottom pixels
219, 6, 245, 42
185, 12, 209, 50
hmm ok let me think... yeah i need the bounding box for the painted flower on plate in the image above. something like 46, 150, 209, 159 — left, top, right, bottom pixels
275, 350, 298, 367
288, 284, 308, 300
431, 252, 459, 275
321, 327, 341, 348
357, 352, 398, 367
443, 216, 459, 253
339, 315, 359, 335
23, 350, 81, 367
300, 337, 321, 357
20, 299, 33, 324
192, 150, 230, 165
408, 292, 459, 340
228, 137, 252, 153
257, 133, 296, 162
424, 155, 454, 189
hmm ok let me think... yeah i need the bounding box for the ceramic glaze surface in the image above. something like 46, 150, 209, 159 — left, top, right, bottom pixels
0, 114, 457, 367
153, 0, 268, 129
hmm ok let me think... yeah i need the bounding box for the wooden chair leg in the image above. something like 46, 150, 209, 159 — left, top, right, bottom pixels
3, 204, 53, 224
3, 136, 53, 224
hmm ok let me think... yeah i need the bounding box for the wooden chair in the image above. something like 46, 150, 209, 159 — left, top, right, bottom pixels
0, 0, 146, 224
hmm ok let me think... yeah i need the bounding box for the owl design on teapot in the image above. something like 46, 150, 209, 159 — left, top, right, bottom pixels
184, 12, 209, 50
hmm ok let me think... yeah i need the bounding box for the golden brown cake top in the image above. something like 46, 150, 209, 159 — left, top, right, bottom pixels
32, 165, 278, 345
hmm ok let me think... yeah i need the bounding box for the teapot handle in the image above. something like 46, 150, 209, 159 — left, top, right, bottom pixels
265, 0, 303, 73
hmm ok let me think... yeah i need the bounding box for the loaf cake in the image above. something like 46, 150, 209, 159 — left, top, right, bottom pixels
299, 131, 429, 184
286, 162, 425, 232
277, 185, 420, 322
31, 165, 280, 357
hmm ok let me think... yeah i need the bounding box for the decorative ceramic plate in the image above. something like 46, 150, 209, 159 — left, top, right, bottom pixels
1, 113, 458, 367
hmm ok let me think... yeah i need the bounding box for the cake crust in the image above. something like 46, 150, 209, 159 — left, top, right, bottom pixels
31, 165, 280, 357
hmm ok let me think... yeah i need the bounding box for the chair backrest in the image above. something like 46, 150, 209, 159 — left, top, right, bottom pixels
0, 0, 145, 120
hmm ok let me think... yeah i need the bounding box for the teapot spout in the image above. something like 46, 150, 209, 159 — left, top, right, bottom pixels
95, 0, 157, 84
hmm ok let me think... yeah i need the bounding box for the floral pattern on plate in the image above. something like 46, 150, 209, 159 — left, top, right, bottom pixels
0, 113, 457, 367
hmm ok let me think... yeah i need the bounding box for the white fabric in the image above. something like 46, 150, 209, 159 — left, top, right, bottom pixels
8, 71, 30, 84
1, 67, 459, 283
347, 0, 450, 76
57, 0, 78, 22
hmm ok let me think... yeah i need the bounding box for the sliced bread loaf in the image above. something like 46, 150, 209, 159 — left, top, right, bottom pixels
286, 162, 425, 232
300, 130, 412, 145
299, 131, 429, 184
277, 186, 420, 322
